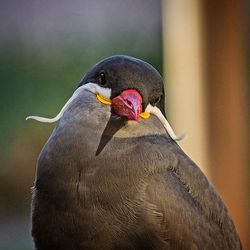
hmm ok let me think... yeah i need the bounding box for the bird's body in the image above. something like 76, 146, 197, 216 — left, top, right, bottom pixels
30, 56, 241, 249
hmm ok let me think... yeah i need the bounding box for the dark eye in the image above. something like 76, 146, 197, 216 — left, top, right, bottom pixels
99, 71, 106, 85
153, 96, 161, 105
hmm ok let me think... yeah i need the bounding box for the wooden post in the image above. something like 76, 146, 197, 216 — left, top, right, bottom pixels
162, 0, 209, 175
204, 0, 249, 248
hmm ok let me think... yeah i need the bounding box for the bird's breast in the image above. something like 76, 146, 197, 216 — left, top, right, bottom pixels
32, 91, 172, 248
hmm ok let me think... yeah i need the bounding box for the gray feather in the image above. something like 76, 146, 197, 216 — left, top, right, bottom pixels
32, 91, 241, 250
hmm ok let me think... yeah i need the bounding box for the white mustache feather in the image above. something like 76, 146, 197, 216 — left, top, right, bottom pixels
26, 83, 184, 141
25, 83, 111, 123
145, 104, 185, 141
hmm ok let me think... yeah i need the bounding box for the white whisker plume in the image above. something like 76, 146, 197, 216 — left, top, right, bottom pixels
26, 83, 111, 123
145, 104, 185, 141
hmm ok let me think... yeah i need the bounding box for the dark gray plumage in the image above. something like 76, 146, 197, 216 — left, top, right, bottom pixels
31, 55, 242, 249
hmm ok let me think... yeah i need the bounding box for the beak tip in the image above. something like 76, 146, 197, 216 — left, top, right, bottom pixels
134, 114, 140, 122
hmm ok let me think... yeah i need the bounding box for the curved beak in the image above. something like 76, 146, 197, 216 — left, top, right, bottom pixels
111, 89, 142, 121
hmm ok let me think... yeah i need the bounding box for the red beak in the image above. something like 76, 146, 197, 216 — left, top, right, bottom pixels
111, 89, 142, 121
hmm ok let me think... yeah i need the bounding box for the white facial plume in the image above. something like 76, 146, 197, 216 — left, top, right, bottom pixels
26, 83, 183, 141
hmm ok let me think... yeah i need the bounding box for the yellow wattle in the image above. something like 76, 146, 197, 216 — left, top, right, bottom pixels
96, 94, 150, 119
139, 112, 150, 119
96, 94, 112, 105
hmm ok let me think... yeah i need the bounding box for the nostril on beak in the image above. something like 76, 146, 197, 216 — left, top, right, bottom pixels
126, 100, 132, 107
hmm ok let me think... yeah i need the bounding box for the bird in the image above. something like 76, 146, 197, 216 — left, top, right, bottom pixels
28, 55, 242, 250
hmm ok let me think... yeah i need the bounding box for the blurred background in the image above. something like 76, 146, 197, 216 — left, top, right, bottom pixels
0, 0, 249, 249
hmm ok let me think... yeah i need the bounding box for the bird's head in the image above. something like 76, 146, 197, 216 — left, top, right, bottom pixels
26, 55, 183, 141
77, 55, 165, 121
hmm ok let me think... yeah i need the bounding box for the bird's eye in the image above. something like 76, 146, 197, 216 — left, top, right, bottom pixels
99, 71, 106, 85
153, 96, 161, 105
